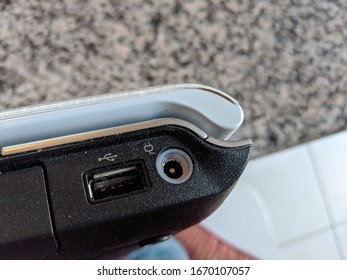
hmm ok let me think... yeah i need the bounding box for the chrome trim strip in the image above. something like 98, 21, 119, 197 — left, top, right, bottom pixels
206, 137, 252, 148
1, 118, 208, 156
1, 118, 252, 156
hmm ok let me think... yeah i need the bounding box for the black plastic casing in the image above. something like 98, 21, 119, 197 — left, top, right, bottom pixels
0, 125, 251, 259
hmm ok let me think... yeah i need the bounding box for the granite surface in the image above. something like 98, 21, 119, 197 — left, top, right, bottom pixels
0, 0, 346, 158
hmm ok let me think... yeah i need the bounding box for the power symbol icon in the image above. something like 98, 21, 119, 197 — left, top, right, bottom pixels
144, 143, 155, 155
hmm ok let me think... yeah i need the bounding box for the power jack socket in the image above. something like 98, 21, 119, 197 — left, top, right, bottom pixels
156, 149, 193, 184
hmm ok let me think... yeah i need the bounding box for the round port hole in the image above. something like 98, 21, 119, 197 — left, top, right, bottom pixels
156, 149, 193, 184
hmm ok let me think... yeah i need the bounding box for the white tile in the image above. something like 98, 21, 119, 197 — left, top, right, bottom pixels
236, 145, 330, 243
279, 229, 340, 259
202, 183, 280, 259
335, 221, 347, 259
307, 130, 347, 224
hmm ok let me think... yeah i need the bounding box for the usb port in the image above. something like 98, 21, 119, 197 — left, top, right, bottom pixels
84, 161, 149, 203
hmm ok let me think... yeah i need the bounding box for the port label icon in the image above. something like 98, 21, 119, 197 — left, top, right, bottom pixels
143, 143, 155, 155
98, 153, 118, 162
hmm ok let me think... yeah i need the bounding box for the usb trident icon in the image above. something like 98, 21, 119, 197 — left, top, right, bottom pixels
144, 143, 155, 155
98, 153, 118, 162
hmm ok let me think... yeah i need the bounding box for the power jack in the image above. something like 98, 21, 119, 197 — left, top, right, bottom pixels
156, 149, 193, 184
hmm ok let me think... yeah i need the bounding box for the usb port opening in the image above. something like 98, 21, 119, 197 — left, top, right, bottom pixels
84, 161, 150, 203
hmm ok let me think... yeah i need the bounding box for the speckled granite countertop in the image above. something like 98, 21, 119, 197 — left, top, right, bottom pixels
1, 0, 346, 158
